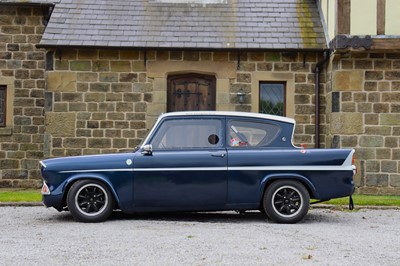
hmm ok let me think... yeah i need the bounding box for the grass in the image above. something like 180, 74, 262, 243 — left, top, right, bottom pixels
315, 194, 400, 207
0, 190, 399, 207
0, 189, 41, 202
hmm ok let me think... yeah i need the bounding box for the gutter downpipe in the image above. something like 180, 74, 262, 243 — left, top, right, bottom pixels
314, 50, 330, 148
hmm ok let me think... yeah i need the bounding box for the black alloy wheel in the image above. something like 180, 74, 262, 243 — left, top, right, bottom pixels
263, 180, 310, 224
67, 179, 115, 222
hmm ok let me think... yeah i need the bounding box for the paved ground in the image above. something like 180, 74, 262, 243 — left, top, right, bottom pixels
0, 207, 399, 266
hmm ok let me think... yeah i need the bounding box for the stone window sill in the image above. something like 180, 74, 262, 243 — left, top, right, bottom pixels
0, 127, 13, 136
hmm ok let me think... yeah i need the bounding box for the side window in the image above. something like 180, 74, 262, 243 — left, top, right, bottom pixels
228, 120, 280, 147
150, 118, 223, 149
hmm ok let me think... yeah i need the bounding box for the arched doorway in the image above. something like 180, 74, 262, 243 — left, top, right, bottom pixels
167, 73, 216, 112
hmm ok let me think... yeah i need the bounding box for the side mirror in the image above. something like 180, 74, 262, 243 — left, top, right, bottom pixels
141, 144, 153, 155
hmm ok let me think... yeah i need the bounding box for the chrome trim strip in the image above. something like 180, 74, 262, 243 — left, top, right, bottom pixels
134, 167, 228, 172
59, 165, 353, 173
59, 169, 135, 173
60, 167, 227, 173
39, 161, 46, 168
229, 166, 354, 171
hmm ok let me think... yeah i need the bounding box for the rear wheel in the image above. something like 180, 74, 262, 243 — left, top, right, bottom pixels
67, 179, 114, 222
263, 180, 309, 224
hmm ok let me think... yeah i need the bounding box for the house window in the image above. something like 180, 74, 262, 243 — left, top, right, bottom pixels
259, 82, 286, 116
0, 86, 6, 127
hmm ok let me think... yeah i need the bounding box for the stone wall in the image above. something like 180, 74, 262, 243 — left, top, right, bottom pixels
326, 52, 400, 195
46, 49, 151, 157
45, 49, 322, 159
234, 51, 326, 148
0, 6, 48, 188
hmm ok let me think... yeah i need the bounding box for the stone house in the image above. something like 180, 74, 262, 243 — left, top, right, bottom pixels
0, 0, 399, 195
319, 0, 400, 194
0, 0, 55, 187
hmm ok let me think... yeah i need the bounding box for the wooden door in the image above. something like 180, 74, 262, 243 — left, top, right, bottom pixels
167, 74, 216, 112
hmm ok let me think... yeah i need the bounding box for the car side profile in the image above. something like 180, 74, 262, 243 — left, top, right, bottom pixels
40, 111, 355, 223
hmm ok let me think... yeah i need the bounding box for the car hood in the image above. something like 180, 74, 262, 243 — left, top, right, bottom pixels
41, 152, 138, 173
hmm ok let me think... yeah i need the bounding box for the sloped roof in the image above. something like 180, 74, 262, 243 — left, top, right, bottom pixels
0, 0, 59, 5
38, 0, 327, 50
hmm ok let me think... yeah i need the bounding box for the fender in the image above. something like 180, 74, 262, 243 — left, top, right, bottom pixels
260, 173, 319, 199
61, 173, 122, 208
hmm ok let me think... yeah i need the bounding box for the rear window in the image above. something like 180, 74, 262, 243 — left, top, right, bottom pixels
228, 120, 280, 147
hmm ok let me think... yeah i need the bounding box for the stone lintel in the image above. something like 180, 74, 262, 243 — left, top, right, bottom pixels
147, 61, 236, 79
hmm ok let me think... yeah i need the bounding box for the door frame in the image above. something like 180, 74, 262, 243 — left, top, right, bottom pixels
145, 61, 236, 128
167, 73, 216, 112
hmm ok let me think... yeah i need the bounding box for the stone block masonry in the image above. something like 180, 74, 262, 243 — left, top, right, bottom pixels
45, 50, 322, 161
1, 5, 396, 195
47, 49, 151, 158
0, 6, 50, 188
327, 52, 400, 195
0, 37, 324, 188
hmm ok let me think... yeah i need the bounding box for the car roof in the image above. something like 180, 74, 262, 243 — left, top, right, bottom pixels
159, 111, 295, 125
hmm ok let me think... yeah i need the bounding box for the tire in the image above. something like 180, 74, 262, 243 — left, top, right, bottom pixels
67, 179, 115, 223
263, 180, 310, 224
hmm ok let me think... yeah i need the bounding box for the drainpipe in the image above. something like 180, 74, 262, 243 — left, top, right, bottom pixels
314, 50, 330, 148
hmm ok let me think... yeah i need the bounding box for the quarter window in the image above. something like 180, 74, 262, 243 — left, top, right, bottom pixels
151, 118, 223, 149
228, 120, 281, 147
0, 86, 6, 127
259, 82, 286, 116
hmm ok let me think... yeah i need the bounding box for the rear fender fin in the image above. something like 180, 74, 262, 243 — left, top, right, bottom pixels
342, 149, 356, 167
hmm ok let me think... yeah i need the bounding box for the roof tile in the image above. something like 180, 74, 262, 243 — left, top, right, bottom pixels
39, 0, 326, 50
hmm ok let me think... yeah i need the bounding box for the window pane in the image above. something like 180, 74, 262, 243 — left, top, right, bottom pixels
228, 120, 281, 147
0, 87, 6, 127
151, 118, 223, 149
259, 83, 285, 116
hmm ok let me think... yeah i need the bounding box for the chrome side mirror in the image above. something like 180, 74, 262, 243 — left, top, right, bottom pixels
142, 144, 153, 155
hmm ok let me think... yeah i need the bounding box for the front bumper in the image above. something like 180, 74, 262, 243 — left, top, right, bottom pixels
42, 194, 64, 212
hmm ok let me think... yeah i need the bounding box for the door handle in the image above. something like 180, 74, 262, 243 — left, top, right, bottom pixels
211, 153, 226, 158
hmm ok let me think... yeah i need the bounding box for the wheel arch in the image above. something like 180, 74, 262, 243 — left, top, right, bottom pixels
61, 174, 121, 209
260, 173, 318, 201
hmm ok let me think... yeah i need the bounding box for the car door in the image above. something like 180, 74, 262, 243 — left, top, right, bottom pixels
226, 118, 284, 208
133, 117, 227, 211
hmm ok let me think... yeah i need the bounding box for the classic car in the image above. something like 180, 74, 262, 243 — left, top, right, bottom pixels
40, 111, 356, 223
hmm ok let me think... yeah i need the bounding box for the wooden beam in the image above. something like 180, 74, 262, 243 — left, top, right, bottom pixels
377, 0, 386, 35
372, 38, 400, 50
336, 0, 351, 35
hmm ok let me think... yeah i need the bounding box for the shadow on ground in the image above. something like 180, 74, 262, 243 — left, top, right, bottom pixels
51, 209, 339, 224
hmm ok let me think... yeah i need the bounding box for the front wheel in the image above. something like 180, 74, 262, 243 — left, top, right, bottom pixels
67, 180, 115, 222
263, 180, 310, 224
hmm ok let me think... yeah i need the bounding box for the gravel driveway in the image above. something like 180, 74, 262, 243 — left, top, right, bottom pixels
0, 206, 399, 266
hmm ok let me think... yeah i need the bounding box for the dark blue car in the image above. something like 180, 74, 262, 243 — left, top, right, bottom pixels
40, 111, 355, 223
